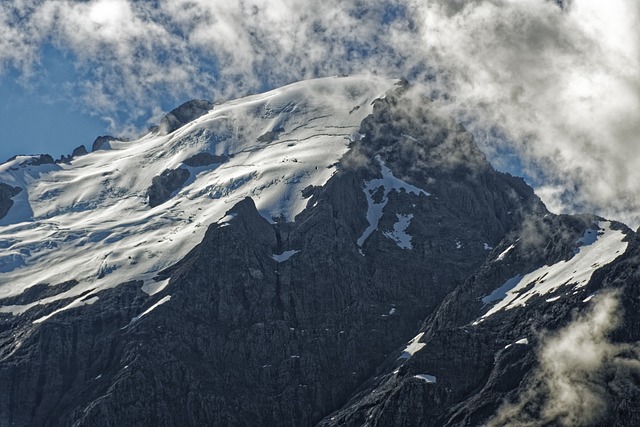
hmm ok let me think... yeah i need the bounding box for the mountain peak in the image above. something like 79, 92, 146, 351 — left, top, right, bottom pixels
156, 99, 214, 135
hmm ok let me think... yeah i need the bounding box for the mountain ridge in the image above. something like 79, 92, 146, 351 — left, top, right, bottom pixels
0, 75, 638, 426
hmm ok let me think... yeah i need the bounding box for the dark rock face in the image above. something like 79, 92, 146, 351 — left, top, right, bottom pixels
0, 183, 22, 220
1, 87, 639, 427
5, 154, 53, 165
318, 218, 639, 426
147, 168, 190, 207
257, 127, 285, 143
5, 154, 56, 166
182, 152, 227, 167
158, 99, 213, 135
72, 145, 88, 157
92, 136, 117, 152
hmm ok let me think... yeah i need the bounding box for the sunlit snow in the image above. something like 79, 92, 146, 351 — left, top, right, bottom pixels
0, 76, 396, 321
479, 222, 627, 320
129, 295, 172, 325
495, 243, 516, 261
414, 374, 436, 383
398, 332, 426, 360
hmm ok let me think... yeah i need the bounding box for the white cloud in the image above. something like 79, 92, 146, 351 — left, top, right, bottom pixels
487, 292, 640, 426
0, 0, 639, 226
413, 0, 640, 226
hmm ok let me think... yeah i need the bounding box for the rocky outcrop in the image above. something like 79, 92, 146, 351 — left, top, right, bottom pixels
0, 183, 21, 220
257, 127, 285, 143
92, 136, 117, 152
147, 168, 190, 207
72, 145, 88, 157
182, 152, 227, 167
157, 99, 213, 135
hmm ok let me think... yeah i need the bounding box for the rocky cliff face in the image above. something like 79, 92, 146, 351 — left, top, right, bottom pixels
0, 79, 638, 427
157, 99, 214, 135
0, 183, 21, 220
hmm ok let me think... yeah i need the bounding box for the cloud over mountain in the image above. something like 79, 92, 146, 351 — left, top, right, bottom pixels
1, 0, 639, 225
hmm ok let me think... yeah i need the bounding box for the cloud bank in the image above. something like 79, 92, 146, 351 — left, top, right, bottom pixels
1, 0, 639, 225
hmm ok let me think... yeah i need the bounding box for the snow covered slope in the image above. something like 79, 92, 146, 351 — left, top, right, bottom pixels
479, 221, 628, 321
0, 75, 396, 320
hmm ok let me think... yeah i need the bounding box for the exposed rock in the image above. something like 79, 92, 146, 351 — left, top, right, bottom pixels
257, 127, 285, 143
147, 168, 190, 207
92, 136, 117, 152
182, 152, 227, 167
72, 145, 88, 157
6, 154, 56, 166
0, 183, 22, 220
158, 99, 213, 135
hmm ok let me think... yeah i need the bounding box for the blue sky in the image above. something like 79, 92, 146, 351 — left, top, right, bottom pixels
0, 65, 107, 162
0, 0, 638, 226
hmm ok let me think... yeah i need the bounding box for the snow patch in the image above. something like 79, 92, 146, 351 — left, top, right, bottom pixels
142, 278, 170, 296
217, 213, 237, 225
383, 214, 414, 249
481, 275, 524, 305
479, 222, 627, 320
484, 243, 493, 251
496, 243, 515, 261
130, 295, 172, 324
576, 228, 598, 249
399, 332, 426, 360
414, 374, 437, 383
358, 157, 429, 247
33, 295, 99, 324
272, 250, 300, 262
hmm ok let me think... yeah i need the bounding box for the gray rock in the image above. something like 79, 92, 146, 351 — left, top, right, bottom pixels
158, 99, 214, 135
147, 168, 190, 207
0, 183, 22, 220
182, 152, 227, 167
257, 127, 285, 143
92, 136, 117, 152
72, 145, 88, 157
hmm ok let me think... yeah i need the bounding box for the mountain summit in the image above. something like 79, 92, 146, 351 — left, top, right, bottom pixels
0, 76, 638, 426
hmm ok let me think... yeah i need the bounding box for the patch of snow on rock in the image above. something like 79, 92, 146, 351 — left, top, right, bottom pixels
358, 157, 429, 247
272, 250, 300, 262
130, 295, 172, 324
414, 374, 437, 383
496, 243, 515, 261
383, 213, 414, 249
480, 222, 627, 320
398, 332, 426, 361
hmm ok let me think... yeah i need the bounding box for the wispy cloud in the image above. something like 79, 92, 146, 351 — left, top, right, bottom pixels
488, 291, 640, 426
411, 0, 640, 226
1, 0, 639, 225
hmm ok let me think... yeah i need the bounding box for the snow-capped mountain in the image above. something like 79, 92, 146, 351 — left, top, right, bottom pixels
0, 76, 392, 321
0, 76, 638, 427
